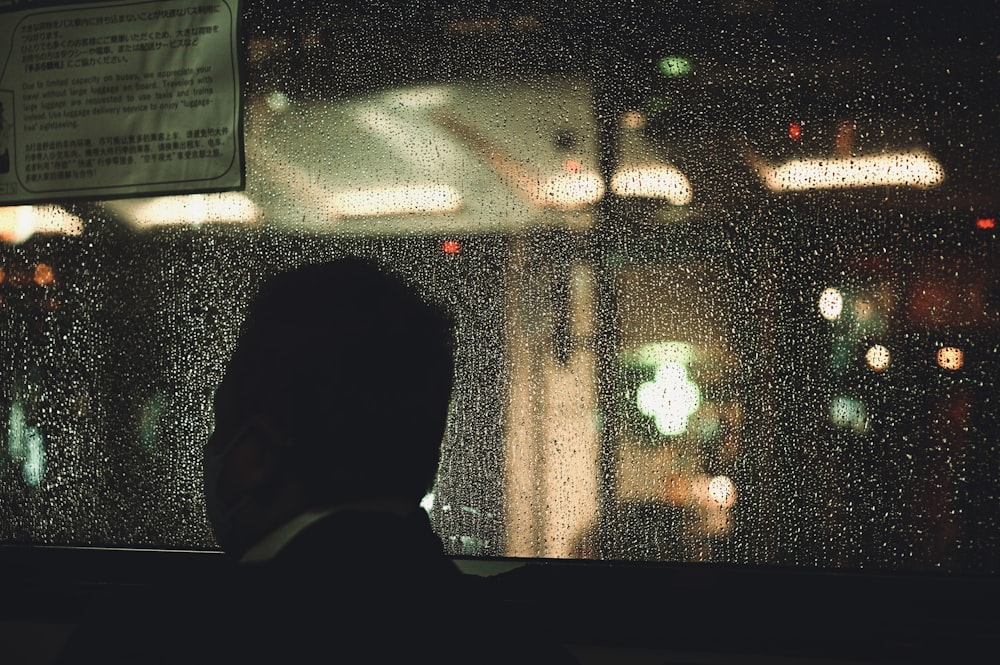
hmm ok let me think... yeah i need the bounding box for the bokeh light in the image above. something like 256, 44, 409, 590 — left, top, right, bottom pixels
818, 287, 844, 321
865, 344, 891, 371
937, 347, 964, 371
707, 475, 737, 508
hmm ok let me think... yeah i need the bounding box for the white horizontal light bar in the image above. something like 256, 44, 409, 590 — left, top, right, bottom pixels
758, 150, 945, 192
331, 185, 462, 217
535, 171, 605, 209
0, 205, 84, 243
610, 165, 693, 204
115, 192, 261, 228
384, 86, 453, 109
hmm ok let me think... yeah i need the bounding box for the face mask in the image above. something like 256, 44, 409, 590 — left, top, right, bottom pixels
203, 421, 252, 549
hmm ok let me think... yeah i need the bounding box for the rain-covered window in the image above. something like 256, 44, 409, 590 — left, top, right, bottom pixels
1, 0, 997, 572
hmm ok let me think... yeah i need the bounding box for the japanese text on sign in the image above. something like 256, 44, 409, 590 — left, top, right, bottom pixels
0, 0, 243, 203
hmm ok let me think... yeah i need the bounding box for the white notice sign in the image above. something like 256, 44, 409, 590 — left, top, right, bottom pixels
0, 0, 243, 204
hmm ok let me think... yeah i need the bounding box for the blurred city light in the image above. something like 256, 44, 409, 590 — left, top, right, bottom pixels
620, 110, 647, 130
441, 239, 462, 254
708, 475, 737, 508
0, 205, 85, 244
111, 192, 262, 228
757, 150, 945, 191
537, 171, 605, 209
388, 86, 452, 109
563, 158, 582, 173
976, 217, 996, 230
332, 184, 463, 217
265, 90, 290, 112
658, 56, 692, 77
637, 361, 701, 437
33, 263, 55, 287
830, 396, 868, 433
610, 165, 693, 204
854, 299, 875, 321
634, 341, 695, 367
865, 344, 891, 371
7, 400, 26, 460
21, 428, 45, 487
690, 474, 737, 510
937, 347, 964, 371
788, 121, 803, 141
818, 287, 844, 321
7, 400, 45, 487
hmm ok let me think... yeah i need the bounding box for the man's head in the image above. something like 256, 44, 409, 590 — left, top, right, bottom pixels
203, 258, 454, 554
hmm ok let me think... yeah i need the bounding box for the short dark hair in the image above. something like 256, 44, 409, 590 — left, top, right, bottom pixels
224, 258, 454, 505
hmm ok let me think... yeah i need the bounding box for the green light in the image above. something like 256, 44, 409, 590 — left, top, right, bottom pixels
633, 341, 694, 368
658, 56, 692, 77
22, 428, 45, 487
830, 395, 868, 433
637, 361, 701, 436
8, 400, 45, 486
138, 393, 167, 450
8, 400, 26, 459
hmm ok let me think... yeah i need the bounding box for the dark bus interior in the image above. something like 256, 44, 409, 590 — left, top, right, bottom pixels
1, 0, 998, 662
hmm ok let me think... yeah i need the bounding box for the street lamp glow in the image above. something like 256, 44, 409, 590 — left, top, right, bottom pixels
637, 361, 701, 437
865, 345, 891, 371
634, 341, 695, 367
819, 287, 844, 321
937, 347, 964, 371
707, 475, 736, 508
265, 91, 290, 112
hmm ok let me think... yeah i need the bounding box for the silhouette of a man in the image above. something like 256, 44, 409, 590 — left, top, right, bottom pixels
200, 258, 462, 661
203, 258, 453, 561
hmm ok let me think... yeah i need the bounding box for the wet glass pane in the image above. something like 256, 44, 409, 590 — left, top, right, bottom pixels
1, 1, 996, 572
